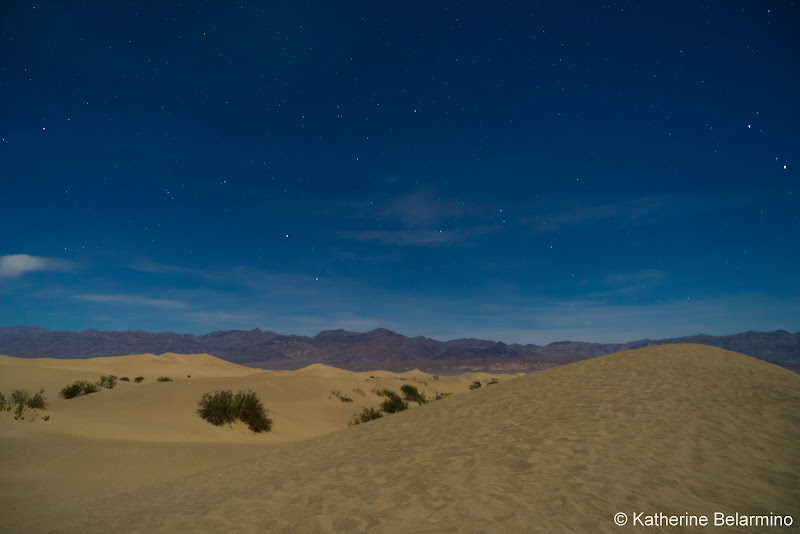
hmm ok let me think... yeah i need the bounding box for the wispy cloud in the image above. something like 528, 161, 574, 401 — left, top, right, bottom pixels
603, 269, 664, 286
73, 293, 187, 309
335, 189, 498, 247
333, 191, 756, 249
342, 227, 494, 246
339, 189, 479, 228
386, 191, 475, 227
526, 193, 755, 234
125, 260, 322, 291
125, 260, 202, 276
590, 269, 666, 298
0, 254, 74, 278
532, 195, 671, 230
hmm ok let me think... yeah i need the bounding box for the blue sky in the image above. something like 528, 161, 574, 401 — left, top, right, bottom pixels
1, 1, 798, 343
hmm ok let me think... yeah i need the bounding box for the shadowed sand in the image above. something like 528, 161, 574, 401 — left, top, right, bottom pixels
2, 345, 798, 533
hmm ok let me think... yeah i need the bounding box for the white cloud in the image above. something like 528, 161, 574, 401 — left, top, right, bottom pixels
0, 254, 74, 278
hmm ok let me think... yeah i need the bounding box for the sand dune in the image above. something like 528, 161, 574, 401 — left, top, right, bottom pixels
0, 352, 500, 441
2, 345, 798, 533
0, 351, 512, 531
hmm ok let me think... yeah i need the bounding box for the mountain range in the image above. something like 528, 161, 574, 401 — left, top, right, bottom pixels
0, 325, 797, 373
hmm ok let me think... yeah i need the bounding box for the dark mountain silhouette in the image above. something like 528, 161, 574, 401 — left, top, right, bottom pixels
0, 326, 797, 373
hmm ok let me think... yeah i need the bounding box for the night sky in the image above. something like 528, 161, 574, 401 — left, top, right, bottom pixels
1, 1, 798, 343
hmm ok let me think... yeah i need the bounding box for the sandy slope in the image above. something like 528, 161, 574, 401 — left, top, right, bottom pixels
0, 353, 504, 441
2, 345, 798, 533
0, 352, 511, 531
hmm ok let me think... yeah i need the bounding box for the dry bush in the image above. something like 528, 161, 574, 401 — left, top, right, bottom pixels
60, 380, 100, 399
330, 390, 354, 403
379, 389, 408, 413
98, 375, 117, 389
400, 384, 427, 404
350, 406, 383, 425
197, 389, 272, 433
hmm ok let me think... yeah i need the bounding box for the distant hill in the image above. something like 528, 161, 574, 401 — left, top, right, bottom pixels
0, 325, 797, 373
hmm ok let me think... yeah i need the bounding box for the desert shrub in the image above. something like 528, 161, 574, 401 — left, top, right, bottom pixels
379, 389, 408, 413
468, 381, 482, 390
26, 389, 47, 409
43, 415, 50, 421
330, 390, 353, 403
234, 390, 272, 432
352, 387, 365, 396
197, 389, 272, 433
134, 376, 144, 383
487, 378, 499, 385
433, 375, 439, 381
11, 389, 29, 405
98, 375, 117, 389
434, 391, 452, 400
59, 380, 100, 399
197, 390, 236, 426
9, 388, 45, 416
6, 388, 47, 412
157, 376, 173, 382
60, 382, 83, 399
350, 406, 383, 425
187, 375, 191, 378
120, 376, 130, 382
400, 384, 427, 404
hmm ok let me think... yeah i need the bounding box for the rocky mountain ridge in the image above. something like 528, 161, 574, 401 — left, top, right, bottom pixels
0, 325, 797, 373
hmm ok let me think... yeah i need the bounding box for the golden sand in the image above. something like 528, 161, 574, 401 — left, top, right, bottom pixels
1, 345, 798, 533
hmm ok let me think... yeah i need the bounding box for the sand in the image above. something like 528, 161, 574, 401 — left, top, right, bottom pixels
1, 344, 798, 533
0, 351, 510, 531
